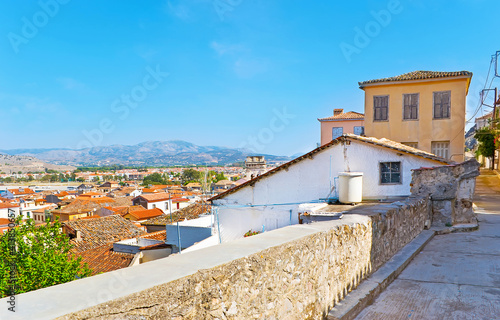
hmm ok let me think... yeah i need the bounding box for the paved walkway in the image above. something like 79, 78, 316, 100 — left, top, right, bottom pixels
355, 170, 500, 320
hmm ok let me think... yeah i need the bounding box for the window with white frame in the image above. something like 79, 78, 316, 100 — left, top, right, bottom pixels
431, 141, 450, 159
374, 95, 389, 121
433, 91, 451, 119
380, 162, 401, 184
403, 93, 419, 120
332, 127, 343, 140
354, 126, 364, 135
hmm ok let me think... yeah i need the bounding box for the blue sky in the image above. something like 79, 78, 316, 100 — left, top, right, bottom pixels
1, 0, 499, 156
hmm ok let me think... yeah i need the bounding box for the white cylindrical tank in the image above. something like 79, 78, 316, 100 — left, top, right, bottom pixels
338, 172, 363, 204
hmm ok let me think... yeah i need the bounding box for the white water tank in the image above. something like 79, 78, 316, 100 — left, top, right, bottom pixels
338, 172, 363, 204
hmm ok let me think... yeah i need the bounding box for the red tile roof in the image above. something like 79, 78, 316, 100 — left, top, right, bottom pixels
359, 70, 472, 87
78, 243, 134, 276
133, 193, 171, 203
64, 215, 146, 253
0, 203, 19, 209
476, 111, 493, 121
318, 111, 364, 121
125, 208, 164, 220
8, 188, 36, 195
138, 230, 167, 241
141, 203, 211, 226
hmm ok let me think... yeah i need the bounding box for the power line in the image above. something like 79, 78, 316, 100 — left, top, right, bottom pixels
466, 56, 495, 123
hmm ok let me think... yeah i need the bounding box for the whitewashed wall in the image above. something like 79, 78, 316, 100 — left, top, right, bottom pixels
213, 140, 445, 242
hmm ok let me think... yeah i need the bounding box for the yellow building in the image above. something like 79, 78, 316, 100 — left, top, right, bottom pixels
359, 71, 472, 162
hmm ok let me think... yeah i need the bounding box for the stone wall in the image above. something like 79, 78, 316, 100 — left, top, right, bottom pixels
410, 159, 480, 227
48, 196, 429, 320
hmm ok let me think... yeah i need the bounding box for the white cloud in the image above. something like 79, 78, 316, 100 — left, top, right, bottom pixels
210, 41, 245, 56
166, 1, 191, 21
57, 77, 86, 91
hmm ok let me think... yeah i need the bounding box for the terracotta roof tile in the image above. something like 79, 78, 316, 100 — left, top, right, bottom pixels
138, 230, 167, 241
78, 243, 134, 275
359, 70, 472, 87
476, 111, 493, 121
141, 203, 211, 226
318, 111, 364, 121
0, 203, 19, 209
125, 208, 164, 220
65, 215, 146, 253
133, 193, 170, 203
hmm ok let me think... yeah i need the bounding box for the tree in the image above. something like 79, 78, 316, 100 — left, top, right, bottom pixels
142, 173, 166, 186
181, 169, 201, 185
475, 127, 496, 169
0, 216, 92, 298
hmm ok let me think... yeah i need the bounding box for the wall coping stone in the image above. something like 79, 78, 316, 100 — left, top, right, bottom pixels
0, 214, 371, 320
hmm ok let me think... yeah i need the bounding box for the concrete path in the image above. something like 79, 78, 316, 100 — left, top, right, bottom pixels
355, 170, 500, 320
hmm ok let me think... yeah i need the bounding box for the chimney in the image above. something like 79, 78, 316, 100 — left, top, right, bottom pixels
333, 109, 343, 116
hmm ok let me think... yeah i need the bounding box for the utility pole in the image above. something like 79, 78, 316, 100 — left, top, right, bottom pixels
494, 88, 498, 170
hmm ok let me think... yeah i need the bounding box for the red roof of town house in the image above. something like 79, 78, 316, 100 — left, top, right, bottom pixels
80, 192, 105, 197
141, 188, 159, 193
8, 188, 36, 195
138, 230, 167, 241
0, 218, 11, 226
318, 111, 365, 121
141, 203, 211, 226
64, 215, 146, 253
78, 243, 135, 276
133, 193, 171, 203
358, 70, 473, 87
0, 203, 19, 209
149, 185, 168, 190
171, 198, 189, 203
125, 208, 164, 221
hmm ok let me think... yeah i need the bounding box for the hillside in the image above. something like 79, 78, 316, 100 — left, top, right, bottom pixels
0, 141, 291, 166
0, 154, 76, 174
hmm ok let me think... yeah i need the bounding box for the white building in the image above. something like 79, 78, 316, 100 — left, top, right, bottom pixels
210, 134, 451, 242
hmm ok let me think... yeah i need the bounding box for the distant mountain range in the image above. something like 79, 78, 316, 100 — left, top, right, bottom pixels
0, 141, 292, 167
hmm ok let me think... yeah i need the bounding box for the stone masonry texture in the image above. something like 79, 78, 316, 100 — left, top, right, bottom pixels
411, 159, 480, 227
58, 196, 429, 320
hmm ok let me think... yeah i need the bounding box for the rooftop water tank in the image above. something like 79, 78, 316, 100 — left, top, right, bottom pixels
338, 172, 363, 204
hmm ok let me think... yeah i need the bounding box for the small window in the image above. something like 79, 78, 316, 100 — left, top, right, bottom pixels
403, 93, 419, 120
380, 162, 401, 184
433, 91, 451, 119
152, 204, 156, 209
402, 142, 418, 149
354, 126, 364, 135
431, 141, 450, 159
332, 127, 343, 140
374, 96, 389, 121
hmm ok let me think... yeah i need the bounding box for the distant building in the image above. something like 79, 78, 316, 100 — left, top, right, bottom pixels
318, 108, 365, 146
245, 156, 267, 179
475, 111, 493, 130
359, 70, 473, 162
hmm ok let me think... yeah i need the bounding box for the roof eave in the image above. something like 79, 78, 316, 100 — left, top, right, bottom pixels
359, 75, 473, 89
318, 118, 364, 122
